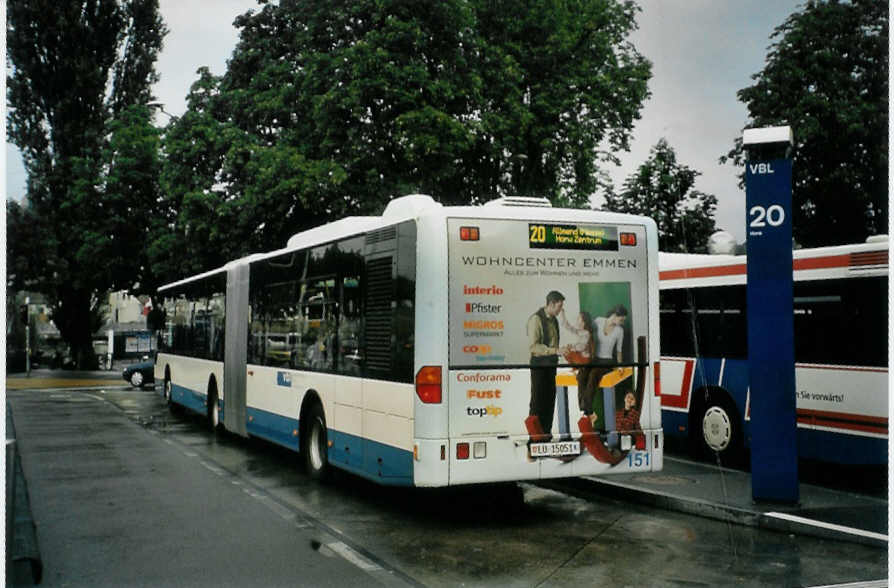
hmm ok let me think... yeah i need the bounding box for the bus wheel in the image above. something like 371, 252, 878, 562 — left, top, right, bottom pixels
207, 383, 221, 432
303, 403, 329, 480
164, 377, 178, 414
693, 390, 743, 465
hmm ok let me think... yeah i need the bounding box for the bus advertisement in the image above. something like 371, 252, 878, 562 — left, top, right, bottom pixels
156, 195, 662, 487
445, 216, 658, 483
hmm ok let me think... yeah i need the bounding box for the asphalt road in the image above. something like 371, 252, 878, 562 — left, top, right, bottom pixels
6, 384, 888, 587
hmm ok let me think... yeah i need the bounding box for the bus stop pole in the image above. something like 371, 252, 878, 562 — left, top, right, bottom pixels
743, 126, 798, 504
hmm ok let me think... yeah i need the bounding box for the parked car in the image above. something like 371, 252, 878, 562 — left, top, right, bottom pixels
122, 360, 155, 388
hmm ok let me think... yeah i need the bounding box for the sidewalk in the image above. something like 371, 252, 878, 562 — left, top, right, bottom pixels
564, 455, 888, 548
6, 366, 129, 390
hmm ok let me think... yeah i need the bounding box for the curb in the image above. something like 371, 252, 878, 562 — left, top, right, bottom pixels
7, 406, 43, 585
542, 476, 887, 549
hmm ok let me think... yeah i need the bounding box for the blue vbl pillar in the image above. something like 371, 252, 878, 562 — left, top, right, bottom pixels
743, 126, 798, 504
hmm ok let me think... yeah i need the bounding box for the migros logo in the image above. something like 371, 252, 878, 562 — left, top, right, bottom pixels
463, 320, 503, 330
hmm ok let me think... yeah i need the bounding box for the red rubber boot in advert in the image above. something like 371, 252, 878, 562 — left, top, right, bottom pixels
578, 416, 622, 464
524, 415, 549, 442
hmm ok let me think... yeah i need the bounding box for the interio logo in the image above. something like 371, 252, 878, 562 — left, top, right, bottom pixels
463, 285, 504, 296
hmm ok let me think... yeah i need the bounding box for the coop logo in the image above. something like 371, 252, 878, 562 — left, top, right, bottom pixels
467, 405, 503, 418
465, 302, 503, 313
463, 285, 504, 296
463, 344, 492, 355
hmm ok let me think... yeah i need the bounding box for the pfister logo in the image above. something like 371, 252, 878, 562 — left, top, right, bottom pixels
463, 285, 504, 296
465, 302, 503, 313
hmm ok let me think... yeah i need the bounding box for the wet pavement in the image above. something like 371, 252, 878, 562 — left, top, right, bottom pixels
4, 371, 889, 586
556, 456, 888, 548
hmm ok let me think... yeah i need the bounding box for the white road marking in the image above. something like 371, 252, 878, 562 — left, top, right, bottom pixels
765, 511, 887, 543
327, 541, 381, 571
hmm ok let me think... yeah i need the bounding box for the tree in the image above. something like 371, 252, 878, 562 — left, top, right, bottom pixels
604, 139, 718, 253
7, 0, 167, 368
722, 0, 887, 247
155, 0, 651, 282
471, 0, 650, 206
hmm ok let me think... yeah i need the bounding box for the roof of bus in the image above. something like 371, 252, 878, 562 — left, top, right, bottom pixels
658, 236, 888, 274
159, 194, 657, 291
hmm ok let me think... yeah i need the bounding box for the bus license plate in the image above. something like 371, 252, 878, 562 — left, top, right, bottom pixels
530, 441, 580, 458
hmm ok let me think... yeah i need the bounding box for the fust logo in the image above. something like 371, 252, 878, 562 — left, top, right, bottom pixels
467, 389, 502, 399
467, 405, 503, 417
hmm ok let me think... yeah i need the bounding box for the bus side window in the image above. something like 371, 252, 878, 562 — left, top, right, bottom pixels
659, 288, 695, 356
692, 286, 747, 359
339, 274, 363, 376
794, 276, 887, 368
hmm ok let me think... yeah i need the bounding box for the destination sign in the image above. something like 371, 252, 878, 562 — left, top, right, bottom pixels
528, 223, 618, 251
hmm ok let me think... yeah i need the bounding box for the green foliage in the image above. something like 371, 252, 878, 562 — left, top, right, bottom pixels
154, 0, 650, 283
7, 0, 167, 368
604, 139, 718, 253
473, 0, 650, 206
722, 0, 887, 247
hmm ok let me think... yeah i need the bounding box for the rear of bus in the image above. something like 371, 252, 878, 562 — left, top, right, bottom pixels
413, 199, 662, 486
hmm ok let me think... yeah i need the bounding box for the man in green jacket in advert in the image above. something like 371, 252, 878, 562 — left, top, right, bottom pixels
525, 290, 564, 441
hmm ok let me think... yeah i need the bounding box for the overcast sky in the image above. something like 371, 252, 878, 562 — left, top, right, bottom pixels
6, 0, 805, 242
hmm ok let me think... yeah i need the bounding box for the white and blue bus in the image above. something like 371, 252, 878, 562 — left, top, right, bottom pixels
155, 195, 663, 486
658, 237, 888, 465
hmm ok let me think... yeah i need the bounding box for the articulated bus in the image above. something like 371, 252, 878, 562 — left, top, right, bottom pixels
155, 194, 663, 486
658, 237, 888, 465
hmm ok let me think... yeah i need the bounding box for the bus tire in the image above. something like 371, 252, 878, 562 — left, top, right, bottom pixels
164, 375, 179, 414
691, 388, 743, 464
303, 403, 329, 481
207, 381, 222, 432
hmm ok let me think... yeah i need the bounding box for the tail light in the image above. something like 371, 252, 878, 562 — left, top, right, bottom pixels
456, 443, 470, 460
415, 365, 442, 404
653, 361, 661, 397
460, 226, 480, 241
